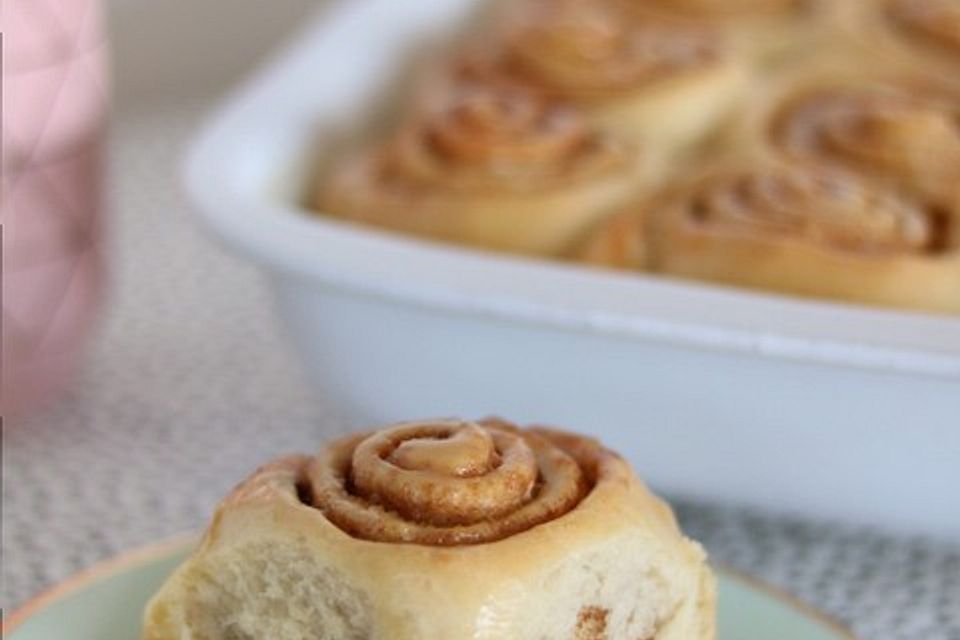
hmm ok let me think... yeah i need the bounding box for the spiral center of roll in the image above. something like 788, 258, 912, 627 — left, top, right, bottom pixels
308, 419, 591, 545
775, 88, 960, 187
425, 86, 588, 167
349, 421, 539, 526
388, 423, 500, 477
693, 168, 932, 251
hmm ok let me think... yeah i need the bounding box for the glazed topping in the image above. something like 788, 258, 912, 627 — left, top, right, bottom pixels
685, 167, 933, 253
773, 85, 960, 202
307, 419, 596, 545
503, 0, 719, 96
382, 84, 626, 191
388, 423, 502, 477
888, 0, 960, 58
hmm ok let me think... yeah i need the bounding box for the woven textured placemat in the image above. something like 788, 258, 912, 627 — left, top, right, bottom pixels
4, 95, 959, 640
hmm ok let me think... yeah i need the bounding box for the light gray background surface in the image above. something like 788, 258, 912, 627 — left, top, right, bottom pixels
3, 2, 959, 638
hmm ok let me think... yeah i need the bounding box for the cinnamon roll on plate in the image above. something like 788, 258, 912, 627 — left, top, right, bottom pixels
316, 81, 651, 257
447, 0, 749, 160
142, 418, 715, 640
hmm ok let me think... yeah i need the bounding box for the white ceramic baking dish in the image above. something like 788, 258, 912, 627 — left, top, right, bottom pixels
184, 0, 960, 538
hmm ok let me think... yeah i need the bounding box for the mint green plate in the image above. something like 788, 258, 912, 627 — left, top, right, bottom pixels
5, 538, 855, 639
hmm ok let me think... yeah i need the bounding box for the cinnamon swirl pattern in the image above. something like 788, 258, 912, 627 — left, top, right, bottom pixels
448, 0, 748, 156
582, 163, 959, 311
771, 81, 960, 207
312, 0, 960, 312
625, 61, 960, 312
310, 420, 589, 545
143, 419, 716, 640
318, 82, 649, 255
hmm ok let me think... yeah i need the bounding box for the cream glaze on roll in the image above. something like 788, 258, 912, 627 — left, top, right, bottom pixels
317, 81, 651, 257
143, 418, 715, 640
448, 0, 749, 160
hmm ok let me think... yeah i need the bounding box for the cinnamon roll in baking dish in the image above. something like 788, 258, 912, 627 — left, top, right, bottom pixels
143, 419, 715, 640
317, 81, 651, 256
646, 162, 958, 312
726, 56, 960, 219
579, 59, 960, 313
450, 0, 749, 158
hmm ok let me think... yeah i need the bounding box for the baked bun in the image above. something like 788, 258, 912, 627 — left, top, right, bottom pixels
647, 161, 959, 311
578, 55, 960, 312
143, 418, 715, 640
450, 0, 748, 159
731, 57, 959, 312
765, 69, 960, 212
317, 81, 650, 256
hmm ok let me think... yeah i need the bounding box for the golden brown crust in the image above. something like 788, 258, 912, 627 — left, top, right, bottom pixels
389, 83, 626, 192
313, 0, 960, 312
430, 0, 749, 160
770, 79, 960, 209
575, 57, 960, 312
664, 166, 934, 254
496, 0, 723, 101
612, 56, 960, 312
640, 159, 960, 312
318, 80, 649, 256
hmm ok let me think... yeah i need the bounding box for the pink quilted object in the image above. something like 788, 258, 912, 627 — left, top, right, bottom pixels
2, 0, 109, 415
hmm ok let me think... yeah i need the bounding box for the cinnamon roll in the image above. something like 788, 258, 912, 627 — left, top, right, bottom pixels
317, 82, 650, 256
769, 73, 960, 209
143, 419, 715, 640
580, 161, 959, 312
446, 0, 748, 159
578, 55, 960, 312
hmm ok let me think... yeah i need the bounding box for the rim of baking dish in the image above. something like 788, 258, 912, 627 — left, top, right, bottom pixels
183, 0, 960, 379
